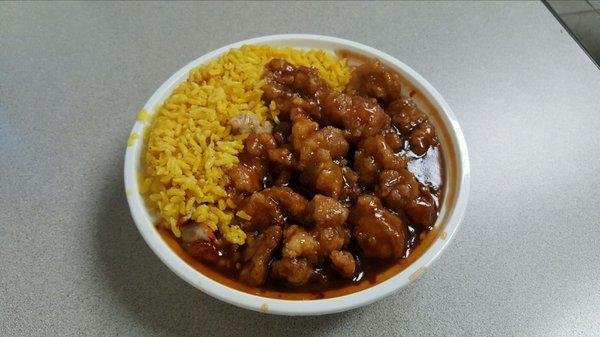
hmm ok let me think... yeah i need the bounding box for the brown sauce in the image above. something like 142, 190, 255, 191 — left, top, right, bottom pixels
158, 51, 459, 300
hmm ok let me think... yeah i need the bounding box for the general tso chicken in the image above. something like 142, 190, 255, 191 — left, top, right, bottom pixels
177, 57, 444, 293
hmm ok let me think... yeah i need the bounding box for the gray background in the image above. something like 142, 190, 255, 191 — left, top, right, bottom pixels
1, 1, 599, 336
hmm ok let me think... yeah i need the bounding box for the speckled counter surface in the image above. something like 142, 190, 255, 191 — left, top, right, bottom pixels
1, 2, 599, 336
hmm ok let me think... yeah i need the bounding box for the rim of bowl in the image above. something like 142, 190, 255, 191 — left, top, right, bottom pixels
124, 34, 470, 316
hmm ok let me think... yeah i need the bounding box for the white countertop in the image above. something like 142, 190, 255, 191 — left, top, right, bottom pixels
1, 1, 599, 336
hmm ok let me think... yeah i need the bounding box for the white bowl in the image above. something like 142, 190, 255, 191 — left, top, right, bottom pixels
124, 34, 470, 316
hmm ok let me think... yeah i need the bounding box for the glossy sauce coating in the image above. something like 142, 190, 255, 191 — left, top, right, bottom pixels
165, 54, 451, 298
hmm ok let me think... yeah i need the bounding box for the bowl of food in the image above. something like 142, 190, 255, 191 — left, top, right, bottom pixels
124, 34, 469, 315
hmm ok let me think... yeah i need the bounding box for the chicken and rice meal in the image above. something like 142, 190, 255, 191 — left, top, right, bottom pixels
137, 45, 445, 298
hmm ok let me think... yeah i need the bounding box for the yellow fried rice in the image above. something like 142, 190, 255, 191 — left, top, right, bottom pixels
139, 45, 351, 245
